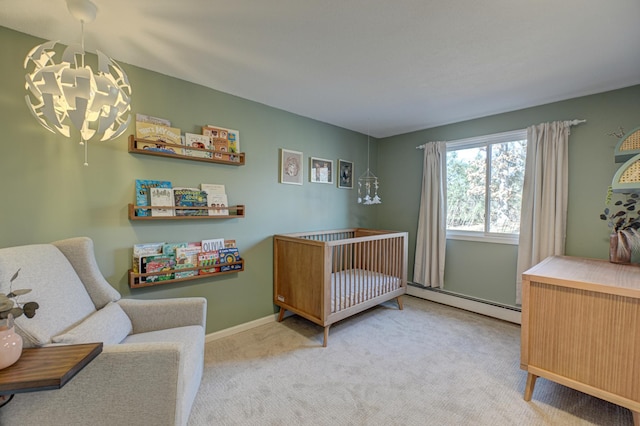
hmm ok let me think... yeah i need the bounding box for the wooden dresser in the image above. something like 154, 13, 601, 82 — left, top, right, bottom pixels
520, 256, 639, 425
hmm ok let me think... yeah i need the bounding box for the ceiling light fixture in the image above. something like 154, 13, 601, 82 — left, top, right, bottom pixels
357, 131, 381, 205
24, 0, 132, 166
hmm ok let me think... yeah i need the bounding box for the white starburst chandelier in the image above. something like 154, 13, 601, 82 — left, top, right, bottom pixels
24, 0, 132, 165
357, 132, 382, 205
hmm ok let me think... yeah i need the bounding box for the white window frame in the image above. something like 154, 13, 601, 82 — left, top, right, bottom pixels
445, 129, 527, 245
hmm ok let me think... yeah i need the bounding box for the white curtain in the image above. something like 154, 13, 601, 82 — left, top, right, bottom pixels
414, 141, 447, 288
516, 121, 570, 304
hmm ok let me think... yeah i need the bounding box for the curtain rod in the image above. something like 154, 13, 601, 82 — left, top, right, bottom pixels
415, 119, 587, 149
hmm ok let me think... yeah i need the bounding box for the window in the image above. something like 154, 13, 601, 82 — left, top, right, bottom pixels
446, 129, 527, 244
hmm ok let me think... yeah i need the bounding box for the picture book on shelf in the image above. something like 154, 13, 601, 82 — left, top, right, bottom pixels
184, 133, 212, 158
136, 121, 182, 154
200, 183, 226, 194
135, 113, 171, 127
149, 187, 174, 217
173, 188, 208, 216
174, 246, 201, 278
140, 254, 175, 283
201, 238, 225, 253
132, 242, 164, 273
200, 183, 228, 215
198, 251, 220, 274
219, 247, 240, 264
162, 242, 187, 256
207, 193, 229, 216
135, 180, 172, 217
203, 125, 240, 162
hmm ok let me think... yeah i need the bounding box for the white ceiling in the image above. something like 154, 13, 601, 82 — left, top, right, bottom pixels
2, 0, 640, 138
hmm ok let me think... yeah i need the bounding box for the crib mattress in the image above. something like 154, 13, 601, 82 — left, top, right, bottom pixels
330, 268, 401, 311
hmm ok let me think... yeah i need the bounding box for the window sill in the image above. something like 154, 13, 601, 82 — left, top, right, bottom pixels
446, 231, 519, 245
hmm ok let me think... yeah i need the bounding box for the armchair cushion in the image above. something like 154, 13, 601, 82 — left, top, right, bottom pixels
52, 237, 121, 309
52, 302, 132, 345
0, 243, 96, 347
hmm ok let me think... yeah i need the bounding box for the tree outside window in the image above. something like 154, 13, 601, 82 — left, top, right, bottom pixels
446, 130, 527, 242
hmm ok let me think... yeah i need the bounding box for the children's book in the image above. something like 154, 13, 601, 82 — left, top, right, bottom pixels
173, 188, 208, 216
203, 125, 240, 162
162, 242, 187, 257
175, 246, 201, 278
219, 247, 240, 264
135, 180, 172, 217
201, 238, 225, 253
198, 251, 220, 274
140, 254, 175, 282
200, 183, 226, 194
184, 133, 212, 158
132, 242, 164, 273
149, 187, 174, 217
135, 113, 171, 127
207, 193, 229, 216
135, 122, 182, 153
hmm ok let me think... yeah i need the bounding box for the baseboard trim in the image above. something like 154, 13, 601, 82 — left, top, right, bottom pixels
205, 313, 279, 343
205, 289, 521, 342
407, 286, 521, 324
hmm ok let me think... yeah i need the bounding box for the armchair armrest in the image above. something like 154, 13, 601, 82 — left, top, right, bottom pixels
0, 343, 186, 426
118, 297, 207, 334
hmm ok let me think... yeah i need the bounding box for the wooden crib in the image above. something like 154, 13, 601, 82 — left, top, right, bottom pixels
273, 228, 408, 346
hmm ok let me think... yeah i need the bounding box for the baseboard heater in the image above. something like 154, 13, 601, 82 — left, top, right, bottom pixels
407, 283, 521, 325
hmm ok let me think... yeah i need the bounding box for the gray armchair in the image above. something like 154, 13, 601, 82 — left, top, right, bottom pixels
0, 237, 206, 426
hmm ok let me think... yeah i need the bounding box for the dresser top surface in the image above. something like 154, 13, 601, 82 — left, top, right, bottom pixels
523, 256, 640, 294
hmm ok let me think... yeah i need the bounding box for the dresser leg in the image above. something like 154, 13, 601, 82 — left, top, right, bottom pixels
632, 410, 638, 426
277, 308, 286, 322
524, 373, 537, 401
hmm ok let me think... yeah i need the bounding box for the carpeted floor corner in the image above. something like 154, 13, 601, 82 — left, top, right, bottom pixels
188, 296, 634, 425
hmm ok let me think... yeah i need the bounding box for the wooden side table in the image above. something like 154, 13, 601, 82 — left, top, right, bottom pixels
0, 342, 102, 396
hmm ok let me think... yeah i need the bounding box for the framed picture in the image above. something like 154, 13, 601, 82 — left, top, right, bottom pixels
310, 157, 333, 184
338, 159, 354, 189
280, 149, 303, 185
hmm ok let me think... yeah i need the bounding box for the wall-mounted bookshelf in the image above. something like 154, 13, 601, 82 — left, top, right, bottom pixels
128, 259, 245, 288
128, 135, 245, 165
128, 204, 245, 220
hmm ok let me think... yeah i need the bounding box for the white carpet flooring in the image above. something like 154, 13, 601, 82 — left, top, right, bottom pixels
188, 296, 634, 425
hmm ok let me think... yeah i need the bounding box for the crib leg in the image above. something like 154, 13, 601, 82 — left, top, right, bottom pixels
396, 296, 404, 310
277, 308, 286, 322
323, 325, 330, 347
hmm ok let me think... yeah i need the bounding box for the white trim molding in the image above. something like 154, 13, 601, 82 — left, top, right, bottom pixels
407, 285, 521, 325
205, 313, 280, 343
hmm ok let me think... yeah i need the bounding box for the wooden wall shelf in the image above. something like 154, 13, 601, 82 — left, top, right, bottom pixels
129, 259, 244, 288
128, 204, 245, 220
128, 135, 245, 166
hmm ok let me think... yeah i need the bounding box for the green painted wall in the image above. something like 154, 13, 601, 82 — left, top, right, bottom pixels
4, 23, 639, 324
0, 26, 378, 333
377, 85, 640, 306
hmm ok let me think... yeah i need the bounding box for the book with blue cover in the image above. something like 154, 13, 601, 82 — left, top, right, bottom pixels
173, 188, 208, 216
135, 179, 172, 217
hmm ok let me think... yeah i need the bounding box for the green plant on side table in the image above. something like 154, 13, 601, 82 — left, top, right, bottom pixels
0, 269, 39, 371
0, 269, 39, 319
600, 190, 640, 264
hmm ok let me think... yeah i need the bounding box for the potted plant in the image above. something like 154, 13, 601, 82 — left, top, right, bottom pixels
0, 269, 39, 319
0, 269, 39, 369
600, 191, 640, 264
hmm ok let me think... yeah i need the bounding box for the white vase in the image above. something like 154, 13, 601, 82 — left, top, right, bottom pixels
0, 314, 23, 370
